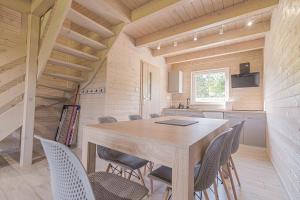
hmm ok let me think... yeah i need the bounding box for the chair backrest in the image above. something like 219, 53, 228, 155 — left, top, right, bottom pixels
36, 136, 95, 200
128, 114, 142, 120
194, 129, 230, 191
98, 116, 117, 123
219, 128, 236, 166
231, 121, 245, 154
97, 116, 123, 160
150, 113, 160, 118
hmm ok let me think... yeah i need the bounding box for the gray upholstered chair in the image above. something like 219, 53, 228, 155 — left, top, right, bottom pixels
128, 114, 142, 120
36, 136, 148, 200
230, 121, 245, 187
97, 116, 151, 192
190, 112, 205, 118
150, 113, 160, 118
128, 114, 154, 192
148, 129, 230, 200
97, 117, 124, 162
218, 128, 236, 200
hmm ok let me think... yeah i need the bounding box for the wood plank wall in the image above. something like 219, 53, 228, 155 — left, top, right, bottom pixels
78, 32, 170, 148
171, 50, 264, 110
264, 0, 300, 199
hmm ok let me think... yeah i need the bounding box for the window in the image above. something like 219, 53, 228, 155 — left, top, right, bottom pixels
191, 68, 229, 104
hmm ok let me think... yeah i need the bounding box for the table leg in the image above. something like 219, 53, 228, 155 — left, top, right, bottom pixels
172, 148, 194, 200
82, 139, 96, 173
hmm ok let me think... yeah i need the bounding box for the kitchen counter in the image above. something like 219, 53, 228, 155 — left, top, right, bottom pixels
163, 108, 266, 114
162, 108, 266, 147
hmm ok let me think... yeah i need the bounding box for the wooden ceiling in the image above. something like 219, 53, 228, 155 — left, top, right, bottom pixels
0, 0, 279, 65
124, 0, 247, 38
120, 0, 151, 10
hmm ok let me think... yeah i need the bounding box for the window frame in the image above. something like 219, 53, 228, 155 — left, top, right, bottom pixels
190, 68, 229, 105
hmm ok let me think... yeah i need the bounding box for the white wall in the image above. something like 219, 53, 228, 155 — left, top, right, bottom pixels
264, 0, 300, 199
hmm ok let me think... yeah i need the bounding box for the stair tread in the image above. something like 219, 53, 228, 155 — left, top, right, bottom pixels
36, 94, 68, 101
60, 27, 106, 50
67, 8, 114, 37
0, 82, 25, 109
48, 58, 92, 71
38, 83, 75, 93
44, 72, 86, 83
0, 101, 23, 141
53, 43, 99, 61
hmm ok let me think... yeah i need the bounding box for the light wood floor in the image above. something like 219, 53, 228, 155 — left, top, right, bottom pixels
0, 135, 289, 200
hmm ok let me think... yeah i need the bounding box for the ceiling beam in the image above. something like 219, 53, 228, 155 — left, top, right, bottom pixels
153, 21, 270, 57
135, 0, 278, 47
131, 0, 188, 22
31, 0, 55, 17
74, 0, 131, 23
0, 0, 31, 13
166, 38, 265, 64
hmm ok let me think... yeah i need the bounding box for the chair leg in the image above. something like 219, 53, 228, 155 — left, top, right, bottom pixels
230, 156, 241, 187
106, 163, 112, 173
203, 190, 209, 200
144, 165, 147, 175
227, 163, 238, 200
213, 180, 219, 200
127, 170, 133, 180
219, 169, 231, 200
163, 187, 170, 200
137, 169, 146, 187
149, 163, 154, 193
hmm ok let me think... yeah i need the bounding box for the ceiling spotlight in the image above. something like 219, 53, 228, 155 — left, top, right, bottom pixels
173, 41, 178, 47
193, 33, 198, 41
219, 25, 224, 35
157, 43, 161, 50
247, 20, 253, 26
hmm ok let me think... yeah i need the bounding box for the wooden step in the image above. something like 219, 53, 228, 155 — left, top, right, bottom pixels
0, 64, 25, 88
48, 58, 92, 72
44, 72, 86, 83
0, 101, 23, 141
36, 94, 68, 102
53, 43, 99, 61
38, 83, 75, 93
67, 8, 114, 37
0, 82, 25, 109
60, 27, 106, 50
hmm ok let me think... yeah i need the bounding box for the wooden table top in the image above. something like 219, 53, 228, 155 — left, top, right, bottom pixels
85, 116, 228, 148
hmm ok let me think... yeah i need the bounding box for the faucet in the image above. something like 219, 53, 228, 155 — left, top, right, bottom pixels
186, 98, 190, 109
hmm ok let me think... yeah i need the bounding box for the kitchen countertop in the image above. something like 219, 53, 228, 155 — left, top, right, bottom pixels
163, 108, 266, 114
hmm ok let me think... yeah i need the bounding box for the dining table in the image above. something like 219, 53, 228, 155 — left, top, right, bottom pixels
82, 116, 229, 200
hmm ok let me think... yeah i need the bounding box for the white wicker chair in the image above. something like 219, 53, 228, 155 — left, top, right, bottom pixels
36, 136, 148, 200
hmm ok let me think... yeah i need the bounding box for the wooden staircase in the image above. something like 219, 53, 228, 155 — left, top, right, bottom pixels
34, 0, 125, 137
37, 0, 125, 97
0, 0, 125, 142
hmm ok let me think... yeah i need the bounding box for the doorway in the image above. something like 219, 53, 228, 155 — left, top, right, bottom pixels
140, 61, 160, 119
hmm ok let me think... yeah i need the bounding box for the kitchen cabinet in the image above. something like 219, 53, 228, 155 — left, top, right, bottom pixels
243, 113, 266, 147
168, 71, 183, 93
203, 112, 224, 119
224, 112, 266, 147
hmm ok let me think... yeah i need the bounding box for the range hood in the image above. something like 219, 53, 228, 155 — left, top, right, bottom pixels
231, 62, 260, 88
